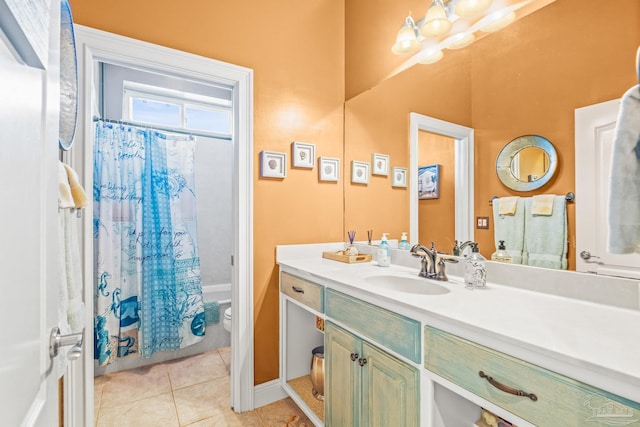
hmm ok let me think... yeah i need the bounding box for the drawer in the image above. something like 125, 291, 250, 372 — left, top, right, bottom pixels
280, 271, 324, 313
424, 326, 640, 426
326, 288, 421, 363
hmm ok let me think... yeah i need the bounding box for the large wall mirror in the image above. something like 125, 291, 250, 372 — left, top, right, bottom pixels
343, 0, 639, 273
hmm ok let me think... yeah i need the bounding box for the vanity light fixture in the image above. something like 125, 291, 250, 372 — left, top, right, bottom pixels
392, 14, 422, 55
417, 48, 444, 64
454, 0, 492, 18
392, 0, 534, 65
420, 0, 452, 38
445, 32, 475, 49
478, 10, 516, 32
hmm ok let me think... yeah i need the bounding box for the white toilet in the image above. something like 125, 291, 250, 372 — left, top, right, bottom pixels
223, 307, 232, 334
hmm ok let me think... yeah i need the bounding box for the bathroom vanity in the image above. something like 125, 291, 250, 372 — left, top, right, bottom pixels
277, 243, 640, 427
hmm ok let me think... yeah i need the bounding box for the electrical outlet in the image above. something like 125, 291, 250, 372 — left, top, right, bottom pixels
477, 216, 489, 229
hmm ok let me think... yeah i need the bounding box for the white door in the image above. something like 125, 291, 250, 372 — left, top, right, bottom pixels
575, 98, 640, 279
0, 3, 63, 426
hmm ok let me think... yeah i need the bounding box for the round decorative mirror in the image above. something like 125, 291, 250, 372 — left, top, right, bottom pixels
59, 0, 78, 151
496, 135, 557, 191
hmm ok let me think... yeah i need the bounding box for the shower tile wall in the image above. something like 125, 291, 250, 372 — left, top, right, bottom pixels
194, 136, 233, 287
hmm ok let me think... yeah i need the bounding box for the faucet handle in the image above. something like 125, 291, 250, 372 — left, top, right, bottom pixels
434, 256, 459, 281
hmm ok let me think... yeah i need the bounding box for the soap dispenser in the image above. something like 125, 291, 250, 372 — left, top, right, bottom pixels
378, 233, 391, 267
491, 240, 512, 263
398, 232, 410, 250
464, 243, 486, 289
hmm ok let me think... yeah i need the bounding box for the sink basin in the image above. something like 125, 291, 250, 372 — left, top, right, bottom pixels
364, 275, 450, 295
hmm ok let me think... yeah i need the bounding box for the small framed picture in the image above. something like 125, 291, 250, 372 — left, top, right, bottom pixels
372, 153, 390, 176
392, 167, 408, 188
259, 150, 287, 178
319, 157, 340, 182
351, 161, 370, 184
418, 164, 440, 199
291, 141, 316, 168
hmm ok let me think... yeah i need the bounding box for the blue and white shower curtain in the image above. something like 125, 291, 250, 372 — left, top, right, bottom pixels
93, 121, 205, 365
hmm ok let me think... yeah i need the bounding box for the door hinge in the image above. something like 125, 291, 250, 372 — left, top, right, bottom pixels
231, 255, 234, 266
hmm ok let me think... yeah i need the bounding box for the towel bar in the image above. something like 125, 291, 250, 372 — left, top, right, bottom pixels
490, 192, 574, 205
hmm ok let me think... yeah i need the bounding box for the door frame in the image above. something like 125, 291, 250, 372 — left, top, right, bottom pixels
71, 25, 255, 425
409, 112, 474, 245
575, 98, 640, 279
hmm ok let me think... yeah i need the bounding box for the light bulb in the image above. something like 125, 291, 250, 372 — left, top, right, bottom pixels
392, 16, 421, 55
479, 10, 516, 32
454, 0, 492, 18
445, 32, 475, 49
420, 1, 452, 38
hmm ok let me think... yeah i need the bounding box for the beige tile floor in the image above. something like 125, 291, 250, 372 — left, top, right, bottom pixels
94, 347, 313, 427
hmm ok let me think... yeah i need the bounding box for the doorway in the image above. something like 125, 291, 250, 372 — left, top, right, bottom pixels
72, 26, 254, 426
409, 112, 475, 246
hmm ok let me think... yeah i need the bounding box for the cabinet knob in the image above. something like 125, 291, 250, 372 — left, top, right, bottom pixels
358, 358, 367, 366
350, 352, 358, 361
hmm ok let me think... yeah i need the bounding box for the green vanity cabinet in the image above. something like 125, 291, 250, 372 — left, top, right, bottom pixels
325, 321, 419, 427
325, 321, 361, 426
424, 326, 640, 427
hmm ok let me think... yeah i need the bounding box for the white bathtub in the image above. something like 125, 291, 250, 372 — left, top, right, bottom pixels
202, 282, 231, 305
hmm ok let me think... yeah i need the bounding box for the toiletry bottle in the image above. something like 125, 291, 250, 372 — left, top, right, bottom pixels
464, 243, 486, 289
378, 233, 391, 267
452, 240, 460, 256
398, 232, 410, 250
491, 240, 512, 263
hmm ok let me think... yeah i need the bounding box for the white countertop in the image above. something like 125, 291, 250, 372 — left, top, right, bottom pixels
277, 246, 640, 405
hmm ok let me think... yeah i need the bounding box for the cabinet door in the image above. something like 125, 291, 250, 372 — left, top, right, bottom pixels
362, 342, 420, 427
326, 322, 361, 427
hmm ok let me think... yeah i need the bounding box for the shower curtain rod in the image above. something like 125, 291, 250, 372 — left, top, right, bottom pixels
93, 117, 232, 141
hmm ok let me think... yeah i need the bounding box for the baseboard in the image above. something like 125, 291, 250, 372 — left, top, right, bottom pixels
254, 379, 287, 409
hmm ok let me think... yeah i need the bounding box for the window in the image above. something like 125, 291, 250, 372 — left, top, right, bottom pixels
123, 81, 232, 137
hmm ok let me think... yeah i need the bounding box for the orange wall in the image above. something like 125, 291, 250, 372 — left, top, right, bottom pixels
345, 0, 640, 269
418, 132, 455, 250
470, 0, 640, 268
344, 50, 472, 244
70, 0, 345, 385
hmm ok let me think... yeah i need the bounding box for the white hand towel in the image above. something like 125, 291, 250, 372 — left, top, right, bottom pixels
498, 196, 520, 215
493, 197, 525, 264
531, 194, 555, 216
608, 85, 640, 254
524, 196, 568, 269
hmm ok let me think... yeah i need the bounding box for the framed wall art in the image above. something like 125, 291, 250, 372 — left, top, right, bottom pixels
319, 157, 340, 182
418, 164, 440, 199
392, 167, 408, 188
372, 153, 390, 176
260, 150, 287, 178
291, 141, 316, 168
351, 161, 370, 184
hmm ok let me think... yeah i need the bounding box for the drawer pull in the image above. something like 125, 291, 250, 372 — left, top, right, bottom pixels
291, 286, 305, 294
479, 371, 538, 402
358, 358, 368, 367
350, 352, 359, 361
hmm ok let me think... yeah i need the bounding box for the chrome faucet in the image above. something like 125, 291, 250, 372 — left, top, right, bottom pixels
410, 242, 437, 278
458, 240, 476, 256
410, 242, 458, 281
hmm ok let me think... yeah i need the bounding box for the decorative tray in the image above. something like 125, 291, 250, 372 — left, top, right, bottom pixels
322, 251, 372, 264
